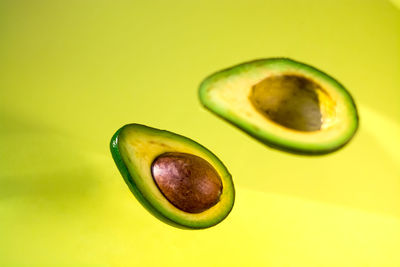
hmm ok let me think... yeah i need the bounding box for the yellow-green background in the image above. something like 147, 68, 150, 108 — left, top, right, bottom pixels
1, 0, 399, 266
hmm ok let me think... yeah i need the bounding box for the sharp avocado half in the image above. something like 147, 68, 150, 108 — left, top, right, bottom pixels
199, 58, 359, 155
110, 124, 235, 229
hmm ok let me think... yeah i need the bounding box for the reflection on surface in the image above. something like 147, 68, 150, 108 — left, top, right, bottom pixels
390, 0, 400, 9
226, 107, 400, 218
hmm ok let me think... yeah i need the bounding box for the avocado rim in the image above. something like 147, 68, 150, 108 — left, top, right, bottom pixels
110, 124, 235, 229
198, 58, 359, 155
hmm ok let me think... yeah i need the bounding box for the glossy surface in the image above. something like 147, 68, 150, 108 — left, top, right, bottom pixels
1, 0, 399, 266
152, 152, 222, 213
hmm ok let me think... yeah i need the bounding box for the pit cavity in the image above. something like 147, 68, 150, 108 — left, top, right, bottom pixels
249, 74, 335, 132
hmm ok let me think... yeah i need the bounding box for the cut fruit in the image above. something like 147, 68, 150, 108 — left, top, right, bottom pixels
110, 124, 235, 229
199, 58, 359, 155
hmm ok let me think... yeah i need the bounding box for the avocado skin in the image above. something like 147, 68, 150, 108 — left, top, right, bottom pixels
225, 122, 358, 156
110, 127, 184, 229
110, 124, 234, 229
198, 58, 359, 155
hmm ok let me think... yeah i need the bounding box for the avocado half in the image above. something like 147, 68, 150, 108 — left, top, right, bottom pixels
110, 124, 235, 229
199, 58, 359, 155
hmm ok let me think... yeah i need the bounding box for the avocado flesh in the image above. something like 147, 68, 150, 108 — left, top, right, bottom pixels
110, 124, 234, 229
199, 58, 359, 155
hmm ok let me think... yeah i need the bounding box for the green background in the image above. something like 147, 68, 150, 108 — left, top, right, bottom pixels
1, 0, 400, 266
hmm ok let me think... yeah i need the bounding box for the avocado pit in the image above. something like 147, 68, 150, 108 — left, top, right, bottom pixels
249, 74, 329, 132
151, 152, 223, 213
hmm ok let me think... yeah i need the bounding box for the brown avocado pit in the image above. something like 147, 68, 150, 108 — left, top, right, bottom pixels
249, 74, 325, 132
151, 152, 223, 213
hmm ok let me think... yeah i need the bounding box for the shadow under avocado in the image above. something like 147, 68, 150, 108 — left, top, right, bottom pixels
0, 110, 100, 211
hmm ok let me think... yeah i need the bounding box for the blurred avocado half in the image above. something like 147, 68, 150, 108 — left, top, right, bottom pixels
199, 58, 359, 155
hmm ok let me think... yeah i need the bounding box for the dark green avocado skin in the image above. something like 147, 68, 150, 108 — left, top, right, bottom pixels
110, 124, 234, 229
198, 58, 359, 156
110, 126, 185, 229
